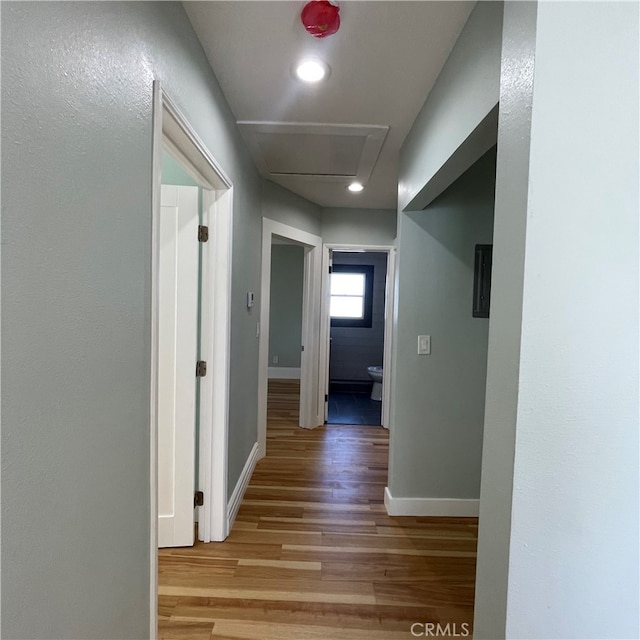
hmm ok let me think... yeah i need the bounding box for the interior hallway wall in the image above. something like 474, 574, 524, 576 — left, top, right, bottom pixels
269, 245, 304, 373
387, 1, 502, 509
475, 2, 640, 638
1, 3, 262, 637
390, 149, 496, 501
398, 1, 503, 212
262, 180, 322, 237
322, 208, 397, 246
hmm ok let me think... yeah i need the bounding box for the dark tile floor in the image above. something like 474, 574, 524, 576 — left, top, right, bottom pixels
327, 392, 382, 426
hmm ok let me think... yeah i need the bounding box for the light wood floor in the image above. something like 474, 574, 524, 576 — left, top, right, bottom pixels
158, 380, 478, 639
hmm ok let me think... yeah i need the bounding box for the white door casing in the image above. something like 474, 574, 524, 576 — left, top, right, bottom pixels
157, 184, 199, 548
151, 82, 234, 639
382, 248, 396, 429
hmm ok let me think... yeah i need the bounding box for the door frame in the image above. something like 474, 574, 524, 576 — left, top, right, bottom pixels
319, 244, 396, 429
258, 219, 323, 458
151, 82, 234, 638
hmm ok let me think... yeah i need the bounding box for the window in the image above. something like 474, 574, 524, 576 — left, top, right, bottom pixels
330, 264, 374, 328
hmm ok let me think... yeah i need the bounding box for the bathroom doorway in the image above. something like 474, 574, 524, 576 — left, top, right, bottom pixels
319, 245, 396, 428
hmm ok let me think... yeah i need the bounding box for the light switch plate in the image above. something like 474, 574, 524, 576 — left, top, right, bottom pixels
418, 335, 431, 355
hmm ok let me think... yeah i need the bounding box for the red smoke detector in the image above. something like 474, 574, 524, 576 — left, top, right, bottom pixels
300, 1, 340, 39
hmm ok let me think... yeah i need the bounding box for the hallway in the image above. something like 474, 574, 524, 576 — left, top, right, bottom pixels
158, 381, 478, 639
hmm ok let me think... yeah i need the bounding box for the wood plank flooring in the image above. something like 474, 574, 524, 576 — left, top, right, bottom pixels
159, 380, 478, 639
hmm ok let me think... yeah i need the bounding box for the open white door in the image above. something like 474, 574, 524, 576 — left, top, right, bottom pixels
158, 184, 199, 548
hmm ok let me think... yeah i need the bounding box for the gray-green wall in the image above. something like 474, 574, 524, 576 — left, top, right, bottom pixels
162, 151, 200, 187
322, 208, 397, 246
390, 149, 496, 500
269, 245, 304, 370
262, 180, 322, 236
1, 3, 261, 637
473, 4, 534, 634
388, 1, 502, 503
398, 1, 503, 213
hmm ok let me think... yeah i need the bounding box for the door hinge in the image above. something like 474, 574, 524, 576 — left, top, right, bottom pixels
301, 345, 305, 352
194, 491, 204, 507
328, 265, 332, 273
198, 225, 209, 243
325, 394, 328, 402
196, 360, 207, 377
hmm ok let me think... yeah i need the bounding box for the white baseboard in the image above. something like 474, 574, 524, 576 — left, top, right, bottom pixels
227, 443, 259, 531
268, 367, 301, 379
384, 487, 479, 517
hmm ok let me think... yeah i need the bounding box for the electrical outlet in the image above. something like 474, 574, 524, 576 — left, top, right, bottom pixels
272, 355, 279, 364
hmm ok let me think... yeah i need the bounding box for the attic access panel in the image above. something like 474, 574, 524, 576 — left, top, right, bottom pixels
257, 132, 366, 176
237, 121, 389, 183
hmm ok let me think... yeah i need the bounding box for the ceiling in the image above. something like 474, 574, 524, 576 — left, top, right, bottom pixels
184, 1, 475, 210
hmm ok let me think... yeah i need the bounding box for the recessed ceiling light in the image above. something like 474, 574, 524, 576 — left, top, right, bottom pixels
295, 58, 329, 83
347, 182, 364, 192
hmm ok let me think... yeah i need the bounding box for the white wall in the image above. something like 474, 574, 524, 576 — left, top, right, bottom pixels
508, 2, 639, 637
475, 2, 640, 638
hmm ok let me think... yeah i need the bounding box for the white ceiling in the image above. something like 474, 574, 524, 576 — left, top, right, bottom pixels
184, 1, 475, 210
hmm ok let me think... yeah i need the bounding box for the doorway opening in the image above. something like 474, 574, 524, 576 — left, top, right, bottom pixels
150, 83, 233, 638
257, 219, 323, 458
320, 244, 396, 429
267, 236, 305, 421
326, 251, 387, 426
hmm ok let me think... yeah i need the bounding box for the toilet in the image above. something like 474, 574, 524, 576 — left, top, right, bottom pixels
367, 366, 383, 401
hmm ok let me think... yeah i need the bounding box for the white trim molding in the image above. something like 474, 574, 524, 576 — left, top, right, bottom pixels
384, 487, 479, 517
149, 79, 163, 640
227, 443, 260, 532
268, 367, 301, 380
150, 82, 234, 640
157, 90, 233, 546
